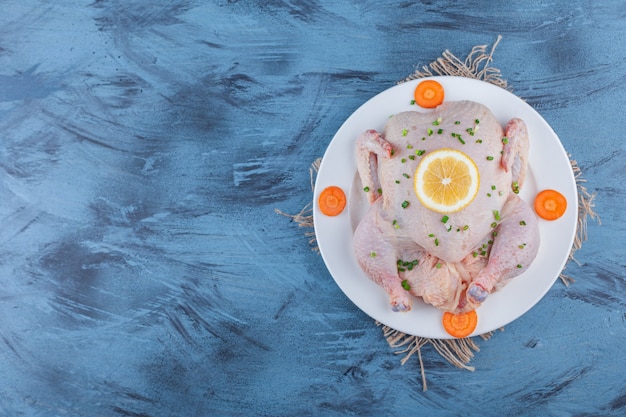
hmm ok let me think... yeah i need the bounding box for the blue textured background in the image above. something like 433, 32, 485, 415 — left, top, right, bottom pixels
0, 1, 621, 416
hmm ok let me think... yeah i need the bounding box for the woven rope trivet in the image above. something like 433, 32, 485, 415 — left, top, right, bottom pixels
277, 36, 599, 390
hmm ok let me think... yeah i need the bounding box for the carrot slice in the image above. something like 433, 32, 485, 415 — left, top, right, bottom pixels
414, 79, 444, 108
534, 189, 567, 221
318, 186, 347, 216
442, 310, 478, 338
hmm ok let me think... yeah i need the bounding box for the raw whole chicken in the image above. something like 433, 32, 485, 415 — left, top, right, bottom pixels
353, 100, 540, 314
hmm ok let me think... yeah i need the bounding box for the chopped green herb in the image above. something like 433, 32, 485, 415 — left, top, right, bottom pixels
472, 251, 478, 257
475, 139, 483, 144
378, 188, 383, 194
390, 149, 395, 156
401, 158, 407, 163
395, 180, 400, 184
437, 128, 443, 134
392, 219, 399, 229
434, 238, 439, 246
436, 262, 442, 269
428, 233, 434, 238
370, 252, 377, 258
475, 119, 480, 124
519, 220, 527, 226
454, 120, 461, 125
410, 99, 416, 105
416, 149, 425, 156
403, 173, 410, 179
518, 244, 526, 249
432, 118, 441, 126
450, 133, 465, 144
502, 137, 509, 144
491, 222, 498, 228
512, 181, 520, 194
487, 193, 492, 197
493, 210, 501, 221
486, 156, 494, 161
463, 225, 469, 230
402, 129, 408, 136
491, 185, 496, 190
407, 144, 413, 149
363, 186, 370, 192
409, 155, 415, 160
517, 264, 523, 269
441, 215, 449, 224
427, 128, 433, 136
401, 280, 411, 290
401, 200, 410, 209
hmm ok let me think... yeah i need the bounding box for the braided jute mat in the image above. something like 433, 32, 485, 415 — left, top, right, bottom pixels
277, 36, 599, 390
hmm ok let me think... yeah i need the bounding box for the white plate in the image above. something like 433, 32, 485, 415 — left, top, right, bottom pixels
313, 76, 577, 339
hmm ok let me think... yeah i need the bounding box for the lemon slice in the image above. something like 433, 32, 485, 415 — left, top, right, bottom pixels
413, 148, 480, 213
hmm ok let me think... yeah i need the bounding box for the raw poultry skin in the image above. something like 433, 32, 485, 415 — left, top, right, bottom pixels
353, 100, 540, 314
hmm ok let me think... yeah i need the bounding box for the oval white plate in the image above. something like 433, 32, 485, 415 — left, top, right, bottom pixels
313, 76, 577, 339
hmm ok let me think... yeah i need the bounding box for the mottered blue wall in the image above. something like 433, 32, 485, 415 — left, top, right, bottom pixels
0, 1, 621, 416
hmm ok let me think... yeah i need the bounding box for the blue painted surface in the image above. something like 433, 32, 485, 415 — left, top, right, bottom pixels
0, 1, 621, 416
